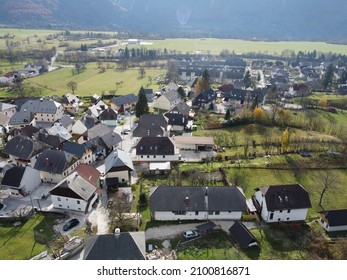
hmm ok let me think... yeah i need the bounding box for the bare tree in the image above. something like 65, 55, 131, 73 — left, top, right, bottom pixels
318, 169, 340, 210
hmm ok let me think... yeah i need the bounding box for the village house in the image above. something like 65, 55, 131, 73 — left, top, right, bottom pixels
192, 88, 216, 109
71, 115, 98, 135
1, 166, 41, 197
83, 231, 146, 260
34, 150, 80, 183
0, 102, 17, 118
253, 184, 312, 223
2, 135, 50, 166
135, 137, 180, 162
318, 209, 347, 232
61, 93, 83, 115
132, 114, 169, 139
50, 170, 100, 213
109, 94, 137, 112
9, 111, 34, 129
87, 100, 108, 119
150, 186, 247, 221
62, 141, 94, 165
18, 99, 64, 129
173, 136, 215, 151
228, 221, 258, 249
153, 90, 182, 112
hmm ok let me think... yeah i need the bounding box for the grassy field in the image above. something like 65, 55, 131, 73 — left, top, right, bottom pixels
2, 28, 347, 55
0, 63, 165, 98
0, 214, 57, 260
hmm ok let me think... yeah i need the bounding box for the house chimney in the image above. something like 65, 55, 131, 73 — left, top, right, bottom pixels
114, 228, 120, 238
184, 196, 190, 208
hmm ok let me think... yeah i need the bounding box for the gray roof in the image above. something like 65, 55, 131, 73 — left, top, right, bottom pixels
9, 111, 33, 126
20, 99, 60, 114
58, 115, 74, 128
34, 150, 74, 174
102, 149, 134, 174
2, 166, 26, 188
83, 233, 145, 260
62, 141, 86, 158
169, 102, 190, 116
50, 172, 96, 201
3, 135, 49, 160
110, 94, 137, 107
132, 125, 165, 138
150, 186, 247, 212
87, 123, 112, 139
162, 90, 181, 103
0, 102, 16, 111
34, 130, 65, 149
258, 184, 312, 211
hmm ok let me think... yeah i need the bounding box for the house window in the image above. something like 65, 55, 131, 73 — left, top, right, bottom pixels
173, 211, 186, 215
77, 200, 80, 204
141, 156, 143, 158
287, 218, 290, 221
57, 197, 61, 201
215, 211, 220, 215
153, 155, 156, 158
163, 155, 166, 158
122, 179, 125, 182
279, 210, 283, 213
147, 156, 150, 158
59, 204, 62, 207
288, 209, 291, 213
195, 211, 199, 215
66, 198, 68, 201
269, 212, 274, 220
278, 218, 281, 221
208, 211, 213, 215
78, 208, 81, 211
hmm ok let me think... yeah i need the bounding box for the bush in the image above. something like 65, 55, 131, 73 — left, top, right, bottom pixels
139, 192, 148, 206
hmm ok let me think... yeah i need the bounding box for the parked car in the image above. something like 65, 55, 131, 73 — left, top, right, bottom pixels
183, 230, 199, 239
63, 218, 80, 231
299, 151, 311, 157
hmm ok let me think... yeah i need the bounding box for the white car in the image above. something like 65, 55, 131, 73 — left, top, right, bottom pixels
183, 230, 199, 239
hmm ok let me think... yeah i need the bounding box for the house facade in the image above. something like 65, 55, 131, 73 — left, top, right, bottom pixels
0, 102, 17, 118
20, 99, 64, 124
50, 172, 99, 213
253, 184, 312, 223
173, 136, 215, 151
150, 186, 247, 221
109, 94, 137, 112
319, 209, 347, 232
153, 91, 181, 112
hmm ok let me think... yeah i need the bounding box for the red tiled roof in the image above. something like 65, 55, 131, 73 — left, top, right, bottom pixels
75, 164, 101, 186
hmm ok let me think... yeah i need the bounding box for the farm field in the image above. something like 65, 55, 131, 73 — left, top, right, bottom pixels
0, 63, 165, 98
2, 28, 347, 55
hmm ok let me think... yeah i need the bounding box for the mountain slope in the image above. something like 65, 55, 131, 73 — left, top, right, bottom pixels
1, 0, 347, 41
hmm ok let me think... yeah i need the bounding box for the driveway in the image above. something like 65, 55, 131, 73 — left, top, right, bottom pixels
145, 220, 261, 240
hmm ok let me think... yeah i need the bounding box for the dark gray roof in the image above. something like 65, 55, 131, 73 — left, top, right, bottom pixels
150, 186, 247, 212
132, 114, 168, 137
98, 108, 118, 121
258, 184, 312, 211
229, 221, 258, 249
20, 99, 60, 114
34, 130, 65, 149
192, 88, 216, 106
164, 113, 188, 126
34, 150, 73, 174
12, 97, 36, 111
110, 94, 137, 107
319, 209, 347, 227
3, 135, 49, 160
83, 233, 145, 260
2, 166, 26, 188
100, 132, 122, 149
62, 141, 86, 158
9, 111, 33, 126
169, 102, 190, 116
136, 137, 175, 155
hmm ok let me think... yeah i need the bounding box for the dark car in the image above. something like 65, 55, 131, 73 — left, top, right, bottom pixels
299, 151, 311, 157
63, 218, 80, 231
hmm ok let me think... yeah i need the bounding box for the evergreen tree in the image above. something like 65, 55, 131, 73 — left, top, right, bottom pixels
124, 47, 130, 59
202, 69, 211, 85
135, 87, 149, 117
224, 108, 231, 120
243, 70, 252, 88
322, 63, 334, 90
177, 86, 185, 99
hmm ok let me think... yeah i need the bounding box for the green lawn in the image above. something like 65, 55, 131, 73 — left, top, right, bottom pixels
7, 63, 165, 97
0, 214, 57, 260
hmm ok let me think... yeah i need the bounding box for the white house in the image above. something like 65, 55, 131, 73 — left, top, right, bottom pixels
153, 90, 181, 112
50, 172, 99, 213
1, 166, 41, 197
0, 102, 17, 118
135, 137, 180, 162
96, 149, 134, 188
253, 184, 312, 223
150, 186, 247, 221
34, 150, 79, 183
319, 209, 347, 232
61, 93, 83, 115
20, 99, 64, 125
173, 136, 215, 151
